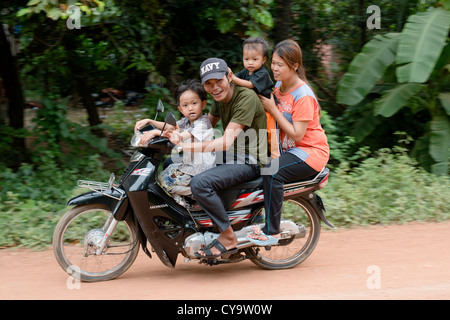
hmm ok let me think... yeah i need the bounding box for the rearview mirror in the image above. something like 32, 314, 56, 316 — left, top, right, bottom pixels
159, 112, 177, 138
165, 112, 177, 127
154, 99, 165, 120
157, 99, 164, 113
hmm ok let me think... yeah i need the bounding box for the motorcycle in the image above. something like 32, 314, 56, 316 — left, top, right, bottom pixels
52, 102, 334, 282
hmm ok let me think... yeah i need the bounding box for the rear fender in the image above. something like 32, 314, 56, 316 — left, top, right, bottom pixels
67, 190, 130, 221
301, 193, 335, 228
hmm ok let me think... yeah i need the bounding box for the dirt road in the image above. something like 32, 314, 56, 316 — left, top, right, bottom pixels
1, 221, 449, 300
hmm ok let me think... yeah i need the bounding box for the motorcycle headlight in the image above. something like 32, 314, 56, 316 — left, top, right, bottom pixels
130, 132, 142, 147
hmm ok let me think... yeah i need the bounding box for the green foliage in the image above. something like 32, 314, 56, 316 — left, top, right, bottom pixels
0, 192, 62, 248
336, 33, 401, 106
31, 97, 120, 167
0, 125, 29, 167
0, 95, 124, 248
318, 146, 450, 227
0, 155, 110, 248
214, 0, 274, 36
336, 7, 450, 175
17, 0, 106, 21
395, 8, 450, 83
373, 83, 425, 117
320, 110, 362, 168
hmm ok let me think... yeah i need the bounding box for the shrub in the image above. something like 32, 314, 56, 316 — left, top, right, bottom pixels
0, 155, 110, 248
319, 147, 450, 227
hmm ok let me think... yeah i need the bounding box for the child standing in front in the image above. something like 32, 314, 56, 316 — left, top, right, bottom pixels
134, 79, 215, 201
230, 37, 280, 158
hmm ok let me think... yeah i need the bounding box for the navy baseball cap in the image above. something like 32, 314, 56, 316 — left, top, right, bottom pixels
199, 58, 228, 84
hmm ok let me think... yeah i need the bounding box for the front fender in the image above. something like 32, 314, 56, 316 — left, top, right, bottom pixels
67, 189, 129, 221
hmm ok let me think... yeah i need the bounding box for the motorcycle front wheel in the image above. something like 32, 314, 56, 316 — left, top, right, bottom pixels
53, 204, 140, 282
245, 197, 321, 270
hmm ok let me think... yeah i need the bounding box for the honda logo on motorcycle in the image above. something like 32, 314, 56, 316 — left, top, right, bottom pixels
131, 168, 152, 176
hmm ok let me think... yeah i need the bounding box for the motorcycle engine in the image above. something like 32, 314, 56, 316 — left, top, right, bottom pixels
183, 231, 219, 258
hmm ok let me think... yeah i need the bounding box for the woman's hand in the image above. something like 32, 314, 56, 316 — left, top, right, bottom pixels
259, 93, 308, 142
134, 119, 151, 133
258, 94, 277, 114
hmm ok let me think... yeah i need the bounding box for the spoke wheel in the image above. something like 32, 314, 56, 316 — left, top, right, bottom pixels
245, 198, 321, 270
53, 204, 139, 282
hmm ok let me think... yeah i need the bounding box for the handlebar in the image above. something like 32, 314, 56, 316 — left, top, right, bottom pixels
143, 136, 182, 153
131, 128, 182, 152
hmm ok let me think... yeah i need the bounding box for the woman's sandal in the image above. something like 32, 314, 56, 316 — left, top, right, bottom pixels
246, 227, 280, 246
194, 239, 238, 258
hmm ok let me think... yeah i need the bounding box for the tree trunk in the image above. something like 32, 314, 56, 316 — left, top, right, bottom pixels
63, 32, 102, 132
0, 23, 26, 155
272, 0, 292, 45
358, 0, 367, 50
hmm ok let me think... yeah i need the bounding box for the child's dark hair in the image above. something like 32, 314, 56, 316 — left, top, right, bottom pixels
243, 37, 270, 59
174, 79, 207, 105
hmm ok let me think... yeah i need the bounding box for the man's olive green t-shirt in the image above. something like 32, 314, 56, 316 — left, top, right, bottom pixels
210, 85, 269, 166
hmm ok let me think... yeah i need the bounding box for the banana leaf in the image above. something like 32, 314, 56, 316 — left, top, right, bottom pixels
337, 33, 401, 106
396, 8, 450, 83
439, 92, 450, 117
374, 83, 425, 117
352, 111, 381, 142
429, 115, 450, 175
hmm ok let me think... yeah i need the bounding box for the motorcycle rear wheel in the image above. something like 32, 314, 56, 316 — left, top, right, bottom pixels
53, 204, 140, 282
245, 198, 321, 270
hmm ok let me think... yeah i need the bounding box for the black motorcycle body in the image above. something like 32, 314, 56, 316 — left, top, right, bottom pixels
53, 111, 333, 282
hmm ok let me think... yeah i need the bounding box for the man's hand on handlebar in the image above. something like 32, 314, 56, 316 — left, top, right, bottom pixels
139, 130, 160, 146
134, 119, 152, 133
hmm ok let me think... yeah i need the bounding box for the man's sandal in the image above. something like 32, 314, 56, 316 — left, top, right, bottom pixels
194, 239, 238, 258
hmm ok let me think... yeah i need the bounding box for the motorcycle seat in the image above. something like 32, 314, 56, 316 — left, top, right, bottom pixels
227, 167, 329, 190
228, 176, 263, 190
